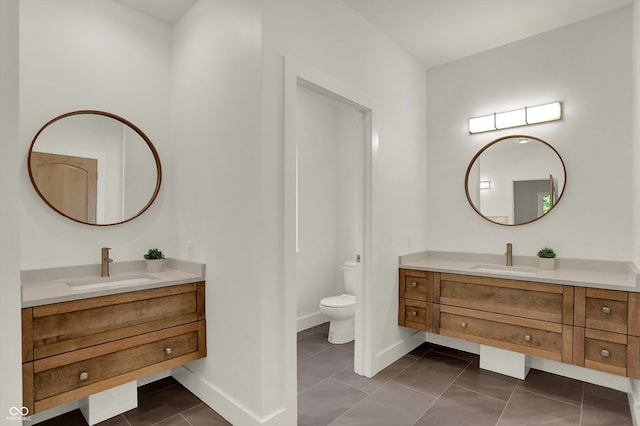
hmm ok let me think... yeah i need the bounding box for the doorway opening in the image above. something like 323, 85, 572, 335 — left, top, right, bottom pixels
284, 58, 374, 421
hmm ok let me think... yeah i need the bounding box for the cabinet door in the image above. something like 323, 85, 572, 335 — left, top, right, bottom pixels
573, 327, 640, 378
33, 323, 199, 413
440, 305, 572, 362
29, 283, 202, 360
399, 269, 433, 301
439, 273, 566, 323
585, 288, 628, 334
399, 299, 432, 332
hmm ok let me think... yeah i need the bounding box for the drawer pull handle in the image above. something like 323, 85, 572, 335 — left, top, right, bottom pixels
602, 307, 611, 315
601, 349, 610, 358
461, 322, 467, 329
524, 335, 532, 342
79, 372, 89, 381
165, 347, 173, 355
410, 311, 417, 316
411, 282, 418, 288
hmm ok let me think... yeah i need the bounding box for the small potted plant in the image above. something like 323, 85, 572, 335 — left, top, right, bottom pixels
537, 247, 556, 270
144, 248, 166, 273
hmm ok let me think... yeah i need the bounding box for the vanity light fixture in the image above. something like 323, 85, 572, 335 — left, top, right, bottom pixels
468, 101, 562, 134
479, 181, 491, 190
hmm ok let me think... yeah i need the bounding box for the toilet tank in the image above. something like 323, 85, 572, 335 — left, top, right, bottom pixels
343, 261, 357, 295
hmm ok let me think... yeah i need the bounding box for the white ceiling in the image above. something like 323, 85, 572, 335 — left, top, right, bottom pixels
343, 0, 634, 68
112, 0, 633, 69
113, 0, 197, 25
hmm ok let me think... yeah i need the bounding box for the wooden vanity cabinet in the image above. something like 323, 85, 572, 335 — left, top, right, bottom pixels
573, 287, 640, 378
22, 282, 206, 414
398, 269, 433, 332
437, 273, 573, 363
398, 268, 640, 379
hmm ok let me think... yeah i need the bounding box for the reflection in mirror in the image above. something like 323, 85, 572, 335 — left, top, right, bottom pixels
465, 135, 566, 226
28, 111, 161, 226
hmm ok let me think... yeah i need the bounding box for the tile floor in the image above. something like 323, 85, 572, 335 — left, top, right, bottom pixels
38, 322, 634, 425
36, 377, 231, 426
297, 322, 633, 426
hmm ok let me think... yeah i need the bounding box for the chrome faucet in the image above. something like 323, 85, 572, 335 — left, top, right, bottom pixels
505, 243, 513, 267
101, 247, 113, 277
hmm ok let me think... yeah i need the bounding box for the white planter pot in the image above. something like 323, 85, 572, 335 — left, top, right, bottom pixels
538, 257, 556, 270
145, 259, 166, 273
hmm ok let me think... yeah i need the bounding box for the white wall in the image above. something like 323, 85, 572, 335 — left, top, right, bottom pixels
263, 0, 428, 421
296, 85, 360, 328
20, 0, 176, 268
0, 0, 22, 419
170, 1, 267, 424
633, 1, 640, 267
427, 7, 632, 260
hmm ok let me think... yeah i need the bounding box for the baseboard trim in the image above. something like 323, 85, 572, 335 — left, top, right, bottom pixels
628, 379, 640, 426
297, 312, 327, 332
373, 331, 425, 377
172, 365, 287, 426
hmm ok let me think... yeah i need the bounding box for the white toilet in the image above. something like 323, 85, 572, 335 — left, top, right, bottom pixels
319, 261, 357, 344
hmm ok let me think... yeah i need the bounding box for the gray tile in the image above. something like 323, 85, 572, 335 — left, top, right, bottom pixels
391, 350, 471, 397
430, 344, 478, 361
154, 414, 191, 425
96, 414, 129, 426
123, 383, 202, 425
298, 346, 316, 361
517, 370, 583, 406
298, 331, 336, 354
39, 410, 89, 426
298, 346, 354, 389
581, 391, 632, 426
454, 359, 519, 401
298, 378, 367, 426
298, 323, 330, 341
414, 385, 506, 426
332, 356, 416, 394
330, 382, 435, 425
583, 383, 629, 404
338, 340, 355, 353
497, 389, 580, 426
180, 403, 232, 425
406, 343, 432, 359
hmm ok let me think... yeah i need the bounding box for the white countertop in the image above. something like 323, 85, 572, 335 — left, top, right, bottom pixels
21, 258, 206, 308
400, 251, 640, 291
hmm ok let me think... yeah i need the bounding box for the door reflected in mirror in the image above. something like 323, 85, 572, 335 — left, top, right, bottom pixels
465, 135, 566, 226
28, 110, 162, 226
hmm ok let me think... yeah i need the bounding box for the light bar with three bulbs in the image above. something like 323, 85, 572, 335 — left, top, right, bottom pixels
468, 102, 562, 134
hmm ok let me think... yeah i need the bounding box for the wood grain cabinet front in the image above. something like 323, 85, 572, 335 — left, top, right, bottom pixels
398, 268, 640, 379
22, 282, 206, 414
440, 305, 572, 363
573, 287, 640, 378
398, 269, 434, 332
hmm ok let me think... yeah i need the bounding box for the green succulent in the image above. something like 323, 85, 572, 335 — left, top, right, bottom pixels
144, 248, 165, 260
537, 247, 556, 258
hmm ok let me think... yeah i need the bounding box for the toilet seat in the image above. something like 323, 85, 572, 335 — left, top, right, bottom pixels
320, 294, 355, 308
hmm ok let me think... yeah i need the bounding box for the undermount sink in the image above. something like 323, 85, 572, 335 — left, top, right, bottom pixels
66, 274, 158, 291
470, 264, 538, 277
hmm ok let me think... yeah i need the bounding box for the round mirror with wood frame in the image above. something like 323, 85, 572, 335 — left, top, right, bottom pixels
28, 110, 162, 226
465, 135, 566, 226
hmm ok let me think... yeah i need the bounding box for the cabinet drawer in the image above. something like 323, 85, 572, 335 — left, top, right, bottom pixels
573, 327, 640, 378
585, 288, 628, 334
400, 269, 433, 301
28, 283, 203, 360
439, 305, 571, 362
440, 274, 564, 323
33, 324, 198, 406
398, 299, 432, 332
